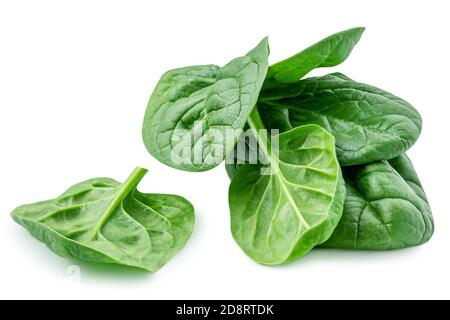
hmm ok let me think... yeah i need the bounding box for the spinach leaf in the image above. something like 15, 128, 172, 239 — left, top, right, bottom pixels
266, 27, 365, 83
322, 154, 433, 249
11, 167, 195, 272
259, 73, 422, 165
142, 38, 269, 172
229, 109, 345, 264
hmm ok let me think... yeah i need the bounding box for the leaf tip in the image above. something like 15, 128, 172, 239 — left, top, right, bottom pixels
351, 26, 366, 39
257, 36, 270, 54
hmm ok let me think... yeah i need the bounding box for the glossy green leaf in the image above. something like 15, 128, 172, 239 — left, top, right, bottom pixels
11, 167, 195, 272
142, 38, 269, 172
266, 27, 364, 83
322, 154, 433, 249
259, 73, 422, 165
229, 109, 345, 264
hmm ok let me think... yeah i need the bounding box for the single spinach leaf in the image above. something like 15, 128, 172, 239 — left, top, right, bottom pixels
322, 154, 433, 249
11, 167, 195, 272
229, 109, 345, 264
259, 73, 422, 165
266, 27, 364, 83
142, 38, 269, 172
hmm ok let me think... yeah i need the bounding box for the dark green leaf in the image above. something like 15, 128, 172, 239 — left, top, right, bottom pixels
259, 74, 422, 165
322, 154, 433, 249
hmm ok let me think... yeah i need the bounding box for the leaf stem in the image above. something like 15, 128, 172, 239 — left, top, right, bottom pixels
91, 167, 148, 239
247, 107, 280, 173
247, 107, 271, 156
246, 108, 309, 228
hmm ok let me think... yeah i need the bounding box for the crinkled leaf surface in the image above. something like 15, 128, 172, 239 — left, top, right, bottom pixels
11, 168, 195, 272
322, 154, 433, 249
259, 73, 422, 165
142, 38, 269, 172
265, 27, 364, 83
229, 113, 345, 264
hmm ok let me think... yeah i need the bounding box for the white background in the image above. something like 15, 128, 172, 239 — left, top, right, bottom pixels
1, 0, 449, 300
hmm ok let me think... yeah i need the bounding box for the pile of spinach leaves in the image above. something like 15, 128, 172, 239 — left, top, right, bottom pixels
12, 28, 433, 270
142, 27, 433, 264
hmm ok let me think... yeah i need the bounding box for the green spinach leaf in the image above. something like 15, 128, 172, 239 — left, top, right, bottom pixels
266, 27, 364, 83
259, 73, 422, 165
142, 38, 269, 172
229, 109, 345, 264
322, 154, 433, 249
11, 167, 195, 272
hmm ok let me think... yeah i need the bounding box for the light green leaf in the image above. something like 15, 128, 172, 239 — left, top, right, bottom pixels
266, 27, 364, 83
142, 38, 269, 172
229, 109, 345, 264
11, 167, 195, 272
